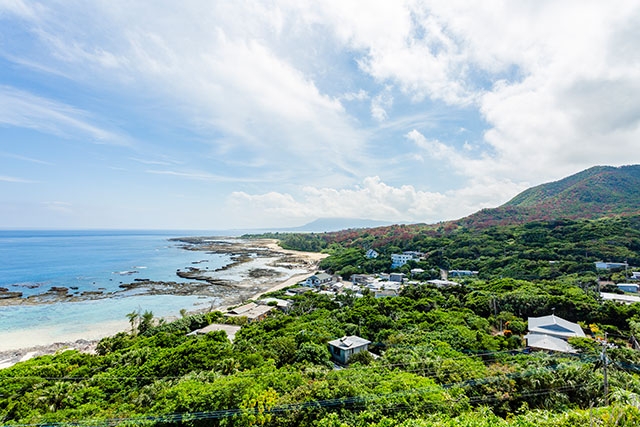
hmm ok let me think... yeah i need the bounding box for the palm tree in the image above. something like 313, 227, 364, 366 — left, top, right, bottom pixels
126, 310, 139, 335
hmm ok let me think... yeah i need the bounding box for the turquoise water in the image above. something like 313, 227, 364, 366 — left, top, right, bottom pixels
0, 230, 230, 297
0, 230, 232, 348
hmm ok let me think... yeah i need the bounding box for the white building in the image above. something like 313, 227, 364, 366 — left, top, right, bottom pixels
391, 251, 424, 268
525, 314, 585, 353
595, 261, 628, 270
304, 273, 333, 287
328, 336, 371, 365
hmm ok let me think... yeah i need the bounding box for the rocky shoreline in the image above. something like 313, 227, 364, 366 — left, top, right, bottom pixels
0, 238, 322, 307
0, 238, 326, 368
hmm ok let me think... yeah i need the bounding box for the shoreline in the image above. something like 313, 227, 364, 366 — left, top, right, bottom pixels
0, 238, 325, 369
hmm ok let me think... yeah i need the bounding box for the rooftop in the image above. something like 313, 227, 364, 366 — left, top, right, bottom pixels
328, 335, 371, 350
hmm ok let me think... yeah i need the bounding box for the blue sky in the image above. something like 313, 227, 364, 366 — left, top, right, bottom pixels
1, 1, 640, 230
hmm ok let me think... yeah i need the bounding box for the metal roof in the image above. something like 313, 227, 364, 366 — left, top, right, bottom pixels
328, 335, 371, 350
527, 314, 585, 339
525, 333, 577, 353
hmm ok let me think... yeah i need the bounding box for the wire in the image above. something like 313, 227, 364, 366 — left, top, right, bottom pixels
2, 379, 592, 427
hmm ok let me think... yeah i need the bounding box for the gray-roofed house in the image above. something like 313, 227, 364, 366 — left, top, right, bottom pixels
187, 324, 242, 342
365, 249, 379, 259
617, 283, 639, 293
327, 335, 371, 365
525, 314, 585, 353
304, 273, 333, 287
427, 279, 459, 288
224, 302, 274, 322
258, 297, 291, 312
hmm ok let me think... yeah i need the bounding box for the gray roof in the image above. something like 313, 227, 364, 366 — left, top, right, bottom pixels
328, 335, 371, 350
525, 333, 577, 353
601, 292, 640, 304
427, 279, 460, 287
527, 314, 585, 339
226, 303, 274, 319
258, 297, 291, 308
188, 324, 242, 341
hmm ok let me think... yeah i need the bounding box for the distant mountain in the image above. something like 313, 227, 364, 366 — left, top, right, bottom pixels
288, 218, 394, 233
459, 165, 640, 228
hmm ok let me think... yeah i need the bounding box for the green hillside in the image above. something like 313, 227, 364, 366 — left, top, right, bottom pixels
5, 165, 640, 426
461, 165, 640, 228
3, 279, 640, 426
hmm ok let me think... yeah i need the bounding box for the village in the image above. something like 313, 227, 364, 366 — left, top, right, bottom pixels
199, 251, 640, 366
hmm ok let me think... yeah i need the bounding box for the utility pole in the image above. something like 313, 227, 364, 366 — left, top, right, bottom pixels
602, 332, 609, 406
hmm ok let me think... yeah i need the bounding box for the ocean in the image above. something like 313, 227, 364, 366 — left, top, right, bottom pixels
0, 230, 233, 351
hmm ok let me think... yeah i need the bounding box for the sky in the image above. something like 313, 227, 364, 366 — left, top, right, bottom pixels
1, 1, 640, 230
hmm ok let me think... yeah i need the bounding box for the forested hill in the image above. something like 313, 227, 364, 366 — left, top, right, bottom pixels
459, 165, 640, 229
262, 214, 640, 282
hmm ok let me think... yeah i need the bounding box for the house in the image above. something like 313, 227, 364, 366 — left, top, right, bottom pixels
327, 335, 371, 365
187, 324, 242, 341
391, 253, 412, 268
448, 270, 478, 278
391, 251, 424, 268
285, 287, 315, 296
595, 261, 628, 270
304, 272, 333, 287
373, 289, 398, 298
389, 273, 405, 283
224, 302, 274, 322
351, 274, 373, 285
427, 279, 459, 288
525, 314, 585, 353
365, 249, 379, 259
367, 280, 402, 296
258, 297, 291, 312
601, 292, 640, 304
617, 283, 639, 293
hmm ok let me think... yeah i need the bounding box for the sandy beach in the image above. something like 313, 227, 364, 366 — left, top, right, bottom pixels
0, 238, 326, 369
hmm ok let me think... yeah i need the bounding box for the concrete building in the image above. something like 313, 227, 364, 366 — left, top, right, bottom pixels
327, 335, 371, 365
304, 273, 333, 287
224, 303, 274, 322
617, 283, 639, 293
595, 261, 628, 270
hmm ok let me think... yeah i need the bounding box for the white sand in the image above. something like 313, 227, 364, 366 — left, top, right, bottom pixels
0, 240, 327, 369
0, 319, 130, 353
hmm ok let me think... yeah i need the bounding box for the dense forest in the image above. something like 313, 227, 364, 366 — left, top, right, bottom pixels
3, 214, 640, 426
255, 215, 640, 282
3, 276, 640, 426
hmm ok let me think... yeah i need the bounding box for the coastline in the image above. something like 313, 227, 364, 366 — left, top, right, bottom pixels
0, 238, 325, 369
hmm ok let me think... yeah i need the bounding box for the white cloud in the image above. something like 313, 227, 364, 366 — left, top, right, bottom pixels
145, 169, 261, 183
0, 175, 34, 183
314, 1, 640, 183
228, 173, 529, 228
229, 177, 444, 225
3, 2, 640, 229
42, 201, 73, 214
0, 86, 129, 145
341, 89, 369, 102
4, 3, 369, 185
0, 0, 42, 20
370, 89, 393, 122
0, 152, 52, 165
406, 129, 456, 162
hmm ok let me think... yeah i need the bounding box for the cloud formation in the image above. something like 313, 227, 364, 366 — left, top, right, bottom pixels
0, 1, 639, 228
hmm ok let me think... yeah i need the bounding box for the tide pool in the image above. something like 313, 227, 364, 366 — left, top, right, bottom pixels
0, 230, 232, 350
0, 294, 220, 351
0, 230, 231, 297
